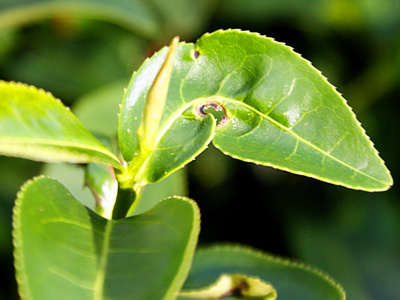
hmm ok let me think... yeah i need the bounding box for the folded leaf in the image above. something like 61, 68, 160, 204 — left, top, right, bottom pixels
13, 176, 200, 300
178, 245, 345, 300
0, 0, 159, 38
0, 81, 121, 168
119, 29, 392, 191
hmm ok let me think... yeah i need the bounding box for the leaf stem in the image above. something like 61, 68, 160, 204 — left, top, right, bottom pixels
111, 186, 135, 219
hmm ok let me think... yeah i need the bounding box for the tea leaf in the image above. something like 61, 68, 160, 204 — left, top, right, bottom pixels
119, 30, 392, 191
178, 245, 345, 300
13, 176, 200, 300
0, 81, 121, 168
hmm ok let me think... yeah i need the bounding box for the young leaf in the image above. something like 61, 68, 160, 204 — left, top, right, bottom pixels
13, 176, 200, 300
0, 0, 159, 38
178, 245, 345, 300
119, 29, 392, 191
138, 36, 179, 151
0, 81, 121, 168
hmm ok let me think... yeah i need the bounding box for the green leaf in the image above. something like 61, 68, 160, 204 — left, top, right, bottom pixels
178, 245, 345, 300
119, 43, 216, 187
0, 0, 159, 38
119, 29, 392, 191
13, 176, 200, 300
0, 81, 121, 168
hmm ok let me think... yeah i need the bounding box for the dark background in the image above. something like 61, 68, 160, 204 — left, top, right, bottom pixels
0, 1, 399, 299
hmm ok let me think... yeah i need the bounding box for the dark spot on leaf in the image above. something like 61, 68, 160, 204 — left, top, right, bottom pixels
222, 280, 250, 298
197, 102, 229, 127
192, 50, 200, 60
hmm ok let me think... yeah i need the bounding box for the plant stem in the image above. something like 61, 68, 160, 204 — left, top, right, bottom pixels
111, 185, 135, 219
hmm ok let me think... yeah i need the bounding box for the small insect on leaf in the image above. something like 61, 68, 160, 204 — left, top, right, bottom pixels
192, 50, 200, 59
197, 102, 229, 127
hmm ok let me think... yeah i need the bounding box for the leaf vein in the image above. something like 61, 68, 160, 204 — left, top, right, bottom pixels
224, 98, 385, 184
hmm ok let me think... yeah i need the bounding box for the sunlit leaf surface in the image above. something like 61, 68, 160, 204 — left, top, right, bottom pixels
119, 30, 392, 191
13, 176, 200, 300
0, 81, 121, 168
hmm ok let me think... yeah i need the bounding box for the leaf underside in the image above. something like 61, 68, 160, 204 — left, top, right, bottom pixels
119, 29, 392, 192
13, 176, 200, 300
178, 245, 345, 300
0, 81, 121, 168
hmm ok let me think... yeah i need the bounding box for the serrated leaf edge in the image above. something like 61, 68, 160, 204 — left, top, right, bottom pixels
0, 138, 122, 168
163, 196, 201, 300
12, 175, 50, 300
193, 243, 346, 300
12, 179, 201, 300
196, 30, 392, 191
123, 30, 392, 191
1, 81, 122, 168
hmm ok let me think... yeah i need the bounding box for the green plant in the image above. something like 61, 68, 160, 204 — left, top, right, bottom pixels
0, 29, 392, 299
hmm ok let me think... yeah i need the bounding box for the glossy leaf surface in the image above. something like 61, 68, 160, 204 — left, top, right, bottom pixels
0, 0, 159, 38
0, 81, 121, 168
13, 176, 200, 300
119, 30, 392, 191
178, 245, 345, 300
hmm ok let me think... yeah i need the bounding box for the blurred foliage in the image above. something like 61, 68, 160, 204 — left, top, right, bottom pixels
0, 0, 399, 299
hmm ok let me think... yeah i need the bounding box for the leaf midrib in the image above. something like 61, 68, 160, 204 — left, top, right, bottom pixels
93, 220, 113, 300
154, 95, 386, 187
225, 97, 386, 185
129, 97, 212, 186
0, 137, 121, 166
